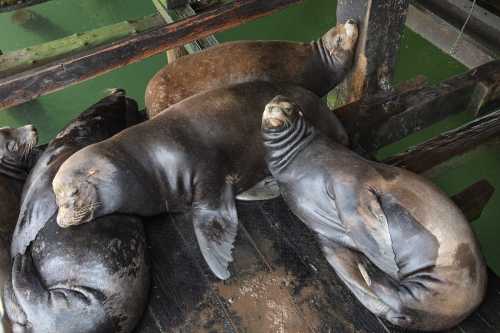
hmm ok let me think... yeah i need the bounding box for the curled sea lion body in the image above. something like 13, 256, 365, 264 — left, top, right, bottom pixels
53, 82, 349, 280
145, 20, 358, 118
261, 96, 487, 331
0, 125, 39, 333
5, 91, 150, 333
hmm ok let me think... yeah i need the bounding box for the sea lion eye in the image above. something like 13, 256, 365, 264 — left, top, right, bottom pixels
70, 188, 79, 196
7, 141, 18, 152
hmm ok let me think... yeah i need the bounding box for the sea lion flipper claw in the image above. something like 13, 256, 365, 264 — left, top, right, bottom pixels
193, 185, 238, 280
236, 176, 280, 201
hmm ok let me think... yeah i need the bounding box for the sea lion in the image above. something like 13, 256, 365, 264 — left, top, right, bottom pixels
261, 95, 487, 331
52, 81, 349, 280
0, 125, 39, 333
4, 90, 150, 333
145, 20, 358, 118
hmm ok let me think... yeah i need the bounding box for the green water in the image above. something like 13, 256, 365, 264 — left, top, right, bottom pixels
0, 0, 498, 273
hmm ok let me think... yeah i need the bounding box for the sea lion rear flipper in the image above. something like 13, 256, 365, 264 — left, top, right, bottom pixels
318, 236, 391, 316
9, 253, 113, 332
193, 184, 238, 280
236, 176, 280, 201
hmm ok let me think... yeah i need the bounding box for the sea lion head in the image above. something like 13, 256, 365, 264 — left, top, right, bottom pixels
262, 95, 302, 130
53, 148, 119, 227
0, 124, 38, 164
322, 19, 358, 67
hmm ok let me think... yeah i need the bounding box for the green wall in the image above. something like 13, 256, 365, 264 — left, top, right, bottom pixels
0, 0, 498, 273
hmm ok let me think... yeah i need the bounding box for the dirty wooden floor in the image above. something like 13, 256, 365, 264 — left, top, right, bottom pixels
135, 198, 500, 333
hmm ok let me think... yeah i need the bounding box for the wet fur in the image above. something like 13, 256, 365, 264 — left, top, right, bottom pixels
53, 82, 350, 279
262, 99, 487, 331
145, 21, 358, 118
5, 92, 150, 333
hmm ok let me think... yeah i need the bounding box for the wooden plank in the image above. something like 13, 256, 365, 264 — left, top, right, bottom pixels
384, 108, 500, 173
0, 15, 165, 79
450, 180, 495, 222
335, 0, 410, 104
0, 0, 51, 12
136, 173, 496, 332
333, 59, 500, 153
0, 0, 303, 110
406, 3, 496, 69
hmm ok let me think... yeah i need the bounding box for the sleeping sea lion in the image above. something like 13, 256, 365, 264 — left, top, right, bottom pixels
4, 90, 150, 333
261, 95, 487, 331
145, 20, 358, 118
0, 125, 39, 333
52, 81, 349, 280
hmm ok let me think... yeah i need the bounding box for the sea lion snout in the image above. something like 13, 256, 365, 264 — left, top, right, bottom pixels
0, 124, 38, 162
322, 19, 358, 65
54, 181, 99, 228
262, 95, 301, 130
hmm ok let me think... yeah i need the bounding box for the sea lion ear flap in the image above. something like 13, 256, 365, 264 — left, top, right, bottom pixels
192, 184, 238, 280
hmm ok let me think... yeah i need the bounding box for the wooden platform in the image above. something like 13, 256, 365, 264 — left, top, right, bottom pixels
135, 198, 500, 333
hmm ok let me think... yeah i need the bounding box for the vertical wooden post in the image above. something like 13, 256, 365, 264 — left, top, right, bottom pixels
336, 0, 410, 104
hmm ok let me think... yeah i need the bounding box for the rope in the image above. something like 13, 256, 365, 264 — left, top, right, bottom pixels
449, 0, 477, 56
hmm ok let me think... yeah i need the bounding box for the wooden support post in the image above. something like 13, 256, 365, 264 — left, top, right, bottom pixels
0, 0, 303, 110
335, 0, 410, 104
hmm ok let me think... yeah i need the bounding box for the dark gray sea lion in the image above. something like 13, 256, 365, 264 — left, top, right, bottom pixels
4, 90, 150, 333
0, 125, 39, 333
261, 96, 487, 331
52, 81, 349, 280
145, 20, 358, 118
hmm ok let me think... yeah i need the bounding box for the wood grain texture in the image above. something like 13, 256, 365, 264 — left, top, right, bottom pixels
335, 0, 410, 104
136, 177, 497, 332
0, 0, 303, 110
333, 60, 500, 153
384, 109, 500, 173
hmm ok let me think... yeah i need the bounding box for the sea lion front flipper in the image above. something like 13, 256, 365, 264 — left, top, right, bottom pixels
236, 176, 280, 201
193, 184, 238, 280
9, 253, 113, 333
333, 183, 400, 278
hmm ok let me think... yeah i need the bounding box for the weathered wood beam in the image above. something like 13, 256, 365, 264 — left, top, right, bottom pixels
334, 60, 500, 152
0, 0, 302, 110
335, 0, 410, 104
412, 0, 500, 55
451, 180, 495, 222
406, 2, 497, 69
0, 0, 51, 12
0, 15, 165, 79
384, 108, 500, 173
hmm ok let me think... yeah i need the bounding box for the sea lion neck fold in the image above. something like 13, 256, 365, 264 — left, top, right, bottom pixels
263, 112, 316, 174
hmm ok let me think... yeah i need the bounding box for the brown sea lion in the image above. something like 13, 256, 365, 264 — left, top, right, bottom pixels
52, 81, 349, 280
261, 95, 487, 331
145, 20, 358, 118
0, 125, 39, 333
